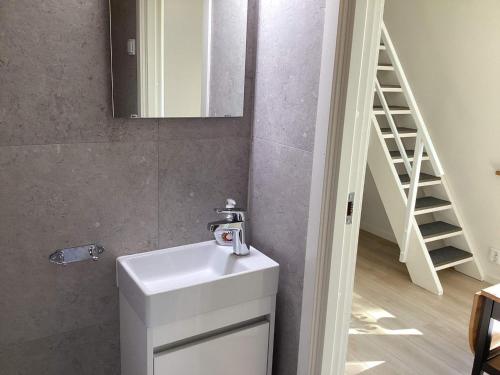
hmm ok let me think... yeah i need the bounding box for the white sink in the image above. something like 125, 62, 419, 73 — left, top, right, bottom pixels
116, 241, 279, 327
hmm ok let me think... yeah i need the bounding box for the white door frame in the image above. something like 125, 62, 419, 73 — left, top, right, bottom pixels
297, 0, 385, 374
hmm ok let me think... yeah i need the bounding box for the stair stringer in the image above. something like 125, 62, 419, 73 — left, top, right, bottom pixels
367, 120, 443, 295
439, 177, 484, 280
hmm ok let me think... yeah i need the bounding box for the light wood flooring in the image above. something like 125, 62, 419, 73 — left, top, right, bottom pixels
346, 231, 490, 375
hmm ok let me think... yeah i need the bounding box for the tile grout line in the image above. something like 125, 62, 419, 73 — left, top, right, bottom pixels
0, 139, 158, 148
0, 134, 250, 149
252, 134, 314, 155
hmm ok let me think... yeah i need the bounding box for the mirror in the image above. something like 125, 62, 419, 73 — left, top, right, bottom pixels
110, 0, 248, 118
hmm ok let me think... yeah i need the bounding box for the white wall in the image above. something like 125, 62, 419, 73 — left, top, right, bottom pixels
361, 168, 396, 242
164, 0, 204, 117
361, 0, 500, 282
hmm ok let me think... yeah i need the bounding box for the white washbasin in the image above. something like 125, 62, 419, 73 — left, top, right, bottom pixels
116, 241, 279, 327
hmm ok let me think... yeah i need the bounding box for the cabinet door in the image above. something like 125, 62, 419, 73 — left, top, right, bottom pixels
154, 322, 269, 375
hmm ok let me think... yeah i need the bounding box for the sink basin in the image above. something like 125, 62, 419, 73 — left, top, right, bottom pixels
117, 241, 279, 327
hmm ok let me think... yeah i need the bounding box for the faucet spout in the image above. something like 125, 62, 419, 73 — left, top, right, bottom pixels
208, 199, 250, 256
229, 226, 250, 256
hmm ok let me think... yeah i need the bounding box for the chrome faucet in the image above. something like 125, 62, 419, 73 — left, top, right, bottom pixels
207, 199, 250, 256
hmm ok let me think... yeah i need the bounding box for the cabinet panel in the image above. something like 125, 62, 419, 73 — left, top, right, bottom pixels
154, 322, 269, 375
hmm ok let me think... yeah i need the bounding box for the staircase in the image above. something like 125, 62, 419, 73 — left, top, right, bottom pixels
367, 22, 484, 295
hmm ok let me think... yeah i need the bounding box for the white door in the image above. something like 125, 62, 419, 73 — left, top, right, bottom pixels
154, 322, 269, 375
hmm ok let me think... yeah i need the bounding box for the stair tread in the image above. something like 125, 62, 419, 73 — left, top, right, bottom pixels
377, 64, 394, 69
419, 221, 462, 239
381, 127, 417, 135
374, 105, 410, 111
390, 150, 428, 159
415, 197, 451, 211
429, 246, 473, 268
380, 84, 401, 89
399, 173, 441, 185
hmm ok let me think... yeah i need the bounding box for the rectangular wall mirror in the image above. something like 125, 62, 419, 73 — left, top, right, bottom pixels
109, 0, 248, 118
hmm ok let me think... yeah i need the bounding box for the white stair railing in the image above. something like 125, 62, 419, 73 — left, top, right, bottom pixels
374, 80, 412, 176
376, 23, 445, 262
401, 135, 424, 261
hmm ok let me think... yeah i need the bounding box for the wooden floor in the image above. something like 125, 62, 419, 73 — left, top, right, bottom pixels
346, 231, 489, 375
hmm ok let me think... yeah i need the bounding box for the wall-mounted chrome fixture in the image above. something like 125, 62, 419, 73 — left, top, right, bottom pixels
127, 39, 136, 56
49, 244, 105, 265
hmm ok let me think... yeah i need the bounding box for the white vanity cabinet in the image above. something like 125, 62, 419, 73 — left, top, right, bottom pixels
154, 322, 269, 375
119, 293, 276, 375
116, 241, 279, 375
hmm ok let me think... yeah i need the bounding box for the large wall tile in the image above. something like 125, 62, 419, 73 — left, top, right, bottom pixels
0, 320, 120, 375
1, 0, 258, 372
159, 137, 250, 248
252, 0, 325, 152
248, 137, 313, 374
0, 142, 158, 346
0, 0, 158, 146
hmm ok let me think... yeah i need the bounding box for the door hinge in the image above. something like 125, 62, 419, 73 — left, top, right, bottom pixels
346, 192, 355, 224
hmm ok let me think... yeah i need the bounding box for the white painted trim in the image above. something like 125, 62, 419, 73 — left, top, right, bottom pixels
383, 132, 417, 139
423, 231, 464, 243
401, 180, 442, 189
137, 0, 146, 116
297, 0, 344, 373
108, 0, 116, 117
201, 0, 212, 116
414, 204, 453, 216
159, 0, 165, 117
379, 86, 402, 92
434, 257, 473, 271
318, 1, 385, 374
373, 108, 412, 115
393, 155, 430, 164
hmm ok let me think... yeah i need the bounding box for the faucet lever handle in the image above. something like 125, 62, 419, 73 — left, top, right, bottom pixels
215, 208, 245, 214
215, 208, 246, 221
225, 198, 236, 208
215, 207, 246, 221
215, 198, 246, 221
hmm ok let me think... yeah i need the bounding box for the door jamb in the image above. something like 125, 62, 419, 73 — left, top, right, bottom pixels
298, 0, 385, 374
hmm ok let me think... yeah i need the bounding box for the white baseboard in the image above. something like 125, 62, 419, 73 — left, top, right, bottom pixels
484, 273, 500, 285
360, 221, 396, 243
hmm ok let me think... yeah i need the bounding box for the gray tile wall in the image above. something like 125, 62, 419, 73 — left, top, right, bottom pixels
0, 0, 255, 373
209, 0, 248, 117
248, 0, 325, 373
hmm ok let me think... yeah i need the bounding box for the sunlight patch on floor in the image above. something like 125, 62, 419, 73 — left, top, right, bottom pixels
349, 293, 423, 336
345, 361, 385, 374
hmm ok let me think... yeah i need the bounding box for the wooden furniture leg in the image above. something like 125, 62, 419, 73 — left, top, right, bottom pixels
472, 299, 495, 375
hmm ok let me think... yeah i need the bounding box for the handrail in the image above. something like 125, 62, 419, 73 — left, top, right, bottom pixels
375, 22, 446, 262
374, 80, 412, 176
381, 22, 444, 177
400, 134, 424, 262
